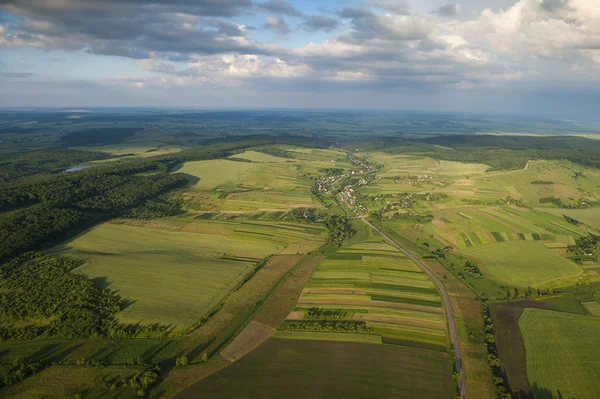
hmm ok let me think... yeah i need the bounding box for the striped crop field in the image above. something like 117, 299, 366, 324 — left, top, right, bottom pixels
428, 206, 578, 250
277, 239, 448, 351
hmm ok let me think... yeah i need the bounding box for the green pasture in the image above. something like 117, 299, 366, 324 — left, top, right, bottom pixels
519, 308, 600, 399
49, 222, 283, 330
461, 241, 582, 287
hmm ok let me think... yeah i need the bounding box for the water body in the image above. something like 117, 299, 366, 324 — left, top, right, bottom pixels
65, 165, 91, 173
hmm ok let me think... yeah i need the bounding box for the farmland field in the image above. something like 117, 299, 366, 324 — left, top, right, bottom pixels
177, 159, 256, 188
460, 241, 581, 287
48, 220, 323, 330
176, 151, 322, 212
519, 308, 600, 399
539, 207, 600, 230
230, 150, 293, 163
279, 239, 448, 351
5, 121, 600, 399
176, 339, 454, 399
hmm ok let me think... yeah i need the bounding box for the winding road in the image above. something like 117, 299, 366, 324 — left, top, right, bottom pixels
360, 217, 467, 399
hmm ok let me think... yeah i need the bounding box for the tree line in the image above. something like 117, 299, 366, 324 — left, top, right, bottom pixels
0, 253, 170, 341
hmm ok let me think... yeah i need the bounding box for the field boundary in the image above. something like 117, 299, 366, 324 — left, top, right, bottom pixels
219, 321, 276, 363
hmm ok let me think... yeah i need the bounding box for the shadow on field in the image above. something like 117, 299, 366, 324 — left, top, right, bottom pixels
0, 349, 10, 361
174, 172, 200, 186
120, 298, 137, 311
187, 337, 216, 363
149, 348, 189, 399
91, 276, 112, 290
30, 342, 84, 364
142, 340, 174, 363
528, 383, 564, 399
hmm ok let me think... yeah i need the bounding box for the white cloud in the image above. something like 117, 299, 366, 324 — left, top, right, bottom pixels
460, 0, 600, 64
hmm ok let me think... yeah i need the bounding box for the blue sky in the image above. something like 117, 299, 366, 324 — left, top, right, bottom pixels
0, 0, 599, 117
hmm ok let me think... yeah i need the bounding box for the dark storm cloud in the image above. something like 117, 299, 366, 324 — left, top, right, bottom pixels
1, 0, 254, 17
432, 4, 460, 17
0, 0, 270, 59
301, 15, 340, 33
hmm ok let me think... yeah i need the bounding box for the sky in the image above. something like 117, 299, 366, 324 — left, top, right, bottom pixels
0, 0, 599, 117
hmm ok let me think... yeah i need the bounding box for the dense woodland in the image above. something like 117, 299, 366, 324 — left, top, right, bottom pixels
0, 149, 109, 182
0, 253, 122, 341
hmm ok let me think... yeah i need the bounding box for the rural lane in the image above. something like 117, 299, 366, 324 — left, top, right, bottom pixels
360, 217, 467, 399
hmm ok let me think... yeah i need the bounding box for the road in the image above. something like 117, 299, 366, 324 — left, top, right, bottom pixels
360, 217, 467, 399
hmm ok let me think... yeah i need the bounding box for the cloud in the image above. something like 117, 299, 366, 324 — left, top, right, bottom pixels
258, 0, 305, 18
1, 0, 599, 114
301, 15, 340, 33
338, 7, 434, 41
460, 0, 600, 64
0, 0, 265, 58
432, 4, 460, 18
365, 0, 411, 15
540, 0, 570, 13
264, 16, 291, 35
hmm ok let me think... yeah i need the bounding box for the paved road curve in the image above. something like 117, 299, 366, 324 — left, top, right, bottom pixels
360, 217, 467, 399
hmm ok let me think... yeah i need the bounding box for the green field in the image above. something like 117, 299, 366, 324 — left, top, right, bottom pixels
177, 159, 256, 188
436, 160, 490, 175
519, 308, 600, 399
49, 222, 285, 330
176, 339, 454, 399
230, 150, 293, 163
539, 207, 600, 230
460, 240, 581, 287
176, 153, 319, 212
279, 239, 448, 351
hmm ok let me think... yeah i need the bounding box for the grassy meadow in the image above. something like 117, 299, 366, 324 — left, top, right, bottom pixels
519, 308, 600, 399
